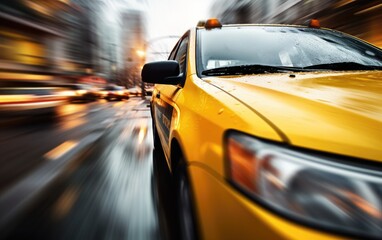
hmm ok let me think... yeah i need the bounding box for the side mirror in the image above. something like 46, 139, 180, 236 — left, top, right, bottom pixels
141, 60, 181, 85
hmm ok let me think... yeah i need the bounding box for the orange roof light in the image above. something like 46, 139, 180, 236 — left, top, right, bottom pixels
308, 19, 321, 28
205, 18, 222, 29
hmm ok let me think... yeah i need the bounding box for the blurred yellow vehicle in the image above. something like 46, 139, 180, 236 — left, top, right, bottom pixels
142, 19, 382, 240
100, 85, 129, 101
63, 83, 100, 102
0, 82, 67, 116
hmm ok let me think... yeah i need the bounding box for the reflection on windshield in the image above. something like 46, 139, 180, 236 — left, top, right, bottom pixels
198, 26, 382, 74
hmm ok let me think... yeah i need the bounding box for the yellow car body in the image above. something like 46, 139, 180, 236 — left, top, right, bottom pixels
143, 21, 382, 240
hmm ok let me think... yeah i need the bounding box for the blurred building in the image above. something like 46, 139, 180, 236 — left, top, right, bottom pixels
57, 0, 95, 82
0, 0, 75, 85
0, 0, 125, 88
210, 0, 382, 48
121, 9, 147, 88
71, 0, 122, 85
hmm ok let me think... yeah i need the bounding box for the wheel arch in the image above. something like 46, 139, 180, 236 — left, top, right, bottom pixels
170, 136, 200, 240
170, 137, 184, 172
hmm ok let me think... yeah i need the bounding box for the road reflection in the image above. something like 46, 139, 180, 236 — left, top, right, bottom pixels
0, 99, 169, 240
0, 101, 111, 194
56, 103, 89, 117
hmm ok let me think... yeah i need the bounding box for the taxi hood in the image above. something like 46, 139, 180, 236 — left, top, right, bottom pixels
205, 71, 382, 162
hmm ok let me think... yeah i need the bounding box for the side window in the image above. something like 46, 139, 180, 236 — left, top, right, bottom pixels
174, 37, 189, 73
168, 40, 180, 60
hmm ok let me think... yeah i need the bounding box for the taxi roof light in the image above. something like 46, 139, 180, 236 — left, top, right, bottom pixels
308, 18, 321, 28
204, 18, 222, 29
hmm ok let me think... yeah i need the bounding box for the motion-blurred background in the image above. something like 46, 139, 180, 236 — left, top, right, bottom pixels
0, 1, 381, 239
0, 0, 381, 100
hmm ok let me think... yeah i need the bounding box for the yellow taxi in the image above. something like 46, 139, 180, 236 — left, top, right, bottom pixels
142, 19, 382, 240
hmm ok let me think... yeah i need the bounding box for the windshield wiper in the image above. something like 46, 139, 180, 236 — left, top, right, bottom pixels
201, 64, 307, 76
303, 62, 382, 71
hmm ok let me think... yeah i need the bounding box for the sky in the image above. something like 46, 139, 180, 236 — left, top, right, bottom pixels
103, 0, 215, 61
143, 0, 215, 39
109, 0, 215, 39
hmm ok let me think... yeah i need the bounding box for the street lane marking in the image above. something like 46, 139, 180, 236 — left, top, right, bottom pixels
44, 141, 79, 161
113, 101, 124, 107
138, 125, 148, 144
52, 187, 79, 219
59, 118, 87, 131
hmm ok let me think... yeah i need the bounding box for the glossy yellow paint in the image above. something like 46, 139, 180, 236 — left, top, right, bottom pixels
189, 164, 348, 240
152, 25, 382, 240
206, 71, 382, 161
172, 74, 282, 176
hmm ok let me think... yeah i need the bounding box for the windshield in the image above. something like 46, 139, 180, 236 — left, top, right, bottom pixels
197, 26, 382, 75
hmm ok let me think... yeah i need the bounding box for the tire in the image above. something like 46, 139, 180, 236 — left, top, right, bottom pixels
174, 160, 198, 240
152, 120, 161, 150
151, 105, 161, 150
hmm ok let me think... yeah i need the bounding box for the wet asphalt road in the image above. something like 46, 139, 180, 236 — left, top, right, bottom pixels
0, 98, 178, 240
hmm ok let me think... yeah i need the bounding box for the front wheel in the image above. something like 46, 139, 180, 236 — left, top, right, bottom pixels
152, 118, 161, 150
174, 161, 198, 240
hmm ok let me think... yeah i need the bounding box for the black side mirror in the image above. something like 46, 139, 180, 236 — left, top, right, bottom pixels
141, 60, 181, 85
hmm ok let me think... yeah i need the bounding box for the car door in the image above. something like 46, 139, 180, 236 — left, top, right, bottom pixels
153, 33, 189, 159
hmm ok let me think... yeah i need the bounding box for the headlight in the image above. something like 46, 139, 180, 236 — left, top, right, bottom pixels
76, 90, 87, 95
59, 90, 75, 97
226, 131, 382, 239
